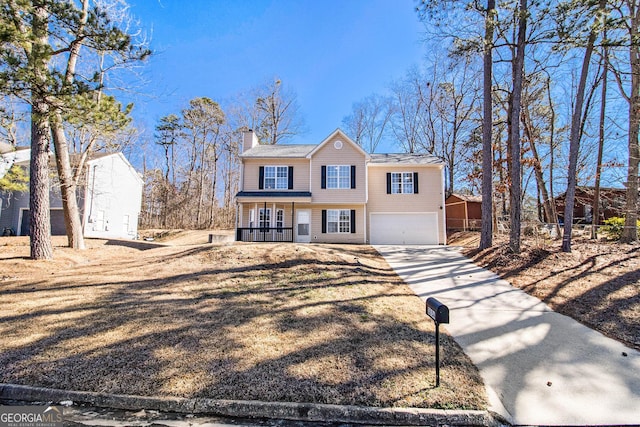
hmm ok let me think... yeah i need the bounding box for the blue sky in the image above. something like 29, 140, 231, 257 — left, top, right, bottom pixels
125, 0, 427, 148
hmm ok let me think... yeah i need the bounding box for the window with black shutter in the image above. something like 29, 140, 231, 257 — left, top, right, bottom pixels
288, 166, 294, 190
388, 172, 418, 194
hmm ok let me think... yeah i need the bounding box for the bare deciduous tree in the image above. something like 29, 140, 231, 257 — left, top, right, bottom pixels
342, 94, 393, 153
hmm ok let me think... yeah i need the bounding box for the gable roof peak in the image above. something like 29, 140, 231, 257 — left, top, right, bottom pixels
306, 128, 370, 159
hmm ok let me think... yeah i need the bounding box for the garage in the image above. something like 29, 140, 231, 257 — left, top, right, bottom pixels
370, 212, 439, 245
19, 209, 66, 236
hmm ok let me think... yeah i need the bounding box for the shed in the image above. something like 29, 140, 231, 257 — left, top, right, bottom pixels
445, 193, 482, 231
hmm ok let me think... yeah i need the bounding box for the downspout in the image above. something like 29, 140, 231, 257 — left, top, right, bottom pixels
86, 164, 97, 231
364, 159, 369, 244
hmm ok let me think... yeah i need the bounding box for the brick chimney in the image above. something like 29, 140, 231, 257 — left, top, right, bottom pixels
242, 130, 259, 153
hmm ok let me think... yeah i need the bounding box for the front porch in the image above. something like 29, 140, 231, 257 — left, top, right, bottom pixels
235, 197, 312, 243
236, 226, 294, 242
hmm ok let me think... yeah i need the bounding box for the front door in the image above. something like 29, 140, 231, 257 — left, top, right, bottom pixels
295, 209, 311, 243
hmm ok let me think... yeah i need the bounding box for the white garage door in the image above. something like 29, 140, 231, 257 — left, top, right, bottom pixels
370, 213, 439, 245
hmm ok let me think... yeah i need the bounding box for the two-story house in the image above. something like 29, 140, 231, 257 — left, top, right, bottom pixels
0, 149, 143, 240
235, 129, 446, 245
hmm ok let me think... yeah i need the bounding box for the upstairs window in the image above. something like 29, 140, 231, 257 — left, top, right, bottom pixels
259, 166, 293, 190
321, 165, 356, 189
387, 172, 419, 194
265, 166, 288, 189
327, 165, 350, 189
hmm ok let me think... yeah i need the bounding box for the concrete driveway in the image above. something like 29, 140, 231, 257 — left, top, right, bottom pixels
375, 245, 640, 426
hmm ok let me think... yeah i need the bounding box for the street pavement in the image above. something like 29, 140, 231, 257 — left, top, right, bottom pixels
375, 245, 640, 426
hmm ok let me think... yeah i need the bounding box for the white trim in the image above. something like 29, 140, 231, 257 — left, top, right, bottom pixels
262, 165, 289, 190
295, 209, 311, 243
326, 164, 351, 189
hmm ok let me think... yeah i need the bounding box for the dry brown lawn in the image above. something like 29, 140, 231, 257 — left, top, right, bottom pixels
0, 233, 486, 410
452, 231, 640, 351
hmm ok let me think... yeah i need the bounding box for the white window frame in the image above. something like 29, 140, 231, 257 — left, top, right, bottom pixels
276, 208, 284, 231
327, 209, 351, 233
264, 166, 288, 190
259, 208, 271, 229
391, 172, 414, 194
327, 165, 351, 189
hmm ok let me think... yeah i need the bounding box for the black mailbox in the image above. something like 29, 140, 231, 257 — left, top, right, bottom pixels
426, 297, 449, 324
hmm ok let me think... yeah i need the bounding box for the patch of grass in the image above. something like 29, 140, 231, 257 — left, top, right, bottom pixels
0, 241, 486, 410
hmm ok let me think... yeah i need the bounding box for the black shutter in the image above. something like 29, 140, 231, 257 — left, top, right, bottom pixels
386, 173, 391, 194
321, 166, 327, 189
351, 165, 356, 189
350, 209, 356, 233
322, 210, 327, 233
259, 166, 265, 190
413, 172, 419, 194
288, 166, 294, 190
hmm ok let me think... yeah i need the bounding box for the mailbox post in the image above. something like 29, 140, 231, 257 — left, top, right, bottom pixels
426, 297, 449, 387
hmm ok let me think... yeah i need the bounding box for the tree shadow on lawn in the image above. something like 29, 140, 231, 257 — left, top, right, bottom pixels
0, 243, 486, 410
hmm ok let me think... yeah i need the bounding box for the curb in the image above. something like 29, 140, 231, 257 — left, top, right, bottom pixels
0, 383, 505, 426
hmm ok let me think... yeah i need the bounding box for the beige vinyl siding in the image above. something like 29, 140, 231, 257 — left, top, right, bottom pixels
367, 165, 446, 244
310, 136, 367, 204
310, 205, 365, 244
242, 158, 310, 192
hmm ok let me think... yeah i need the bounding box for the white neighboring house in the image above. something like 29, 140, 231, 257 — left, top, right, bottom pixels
81, 152, 143, 239
0, 146, 143, 239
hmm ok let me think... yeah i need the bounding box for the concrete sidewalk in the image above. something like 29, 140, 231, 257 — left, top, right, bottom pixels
375, 245, 640, 426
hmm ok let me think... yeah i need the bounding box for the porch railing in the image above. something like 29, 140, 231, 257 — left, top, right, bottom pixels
236, 227, 294, 242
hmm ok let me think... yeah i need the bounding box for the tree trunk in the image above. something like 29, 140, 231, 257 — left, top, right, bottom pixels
508, 0, 527, 254
621, 3, 640, 243
480, 0, 496, 250
30, 103, 54, 260
545, 76, 561, 238
49, 0, 89, 250
51, 114, 86, 249
522, 106, 556, 227
562, 1, 604, 252
592, 41, 608, 239
29, 2, 53, 260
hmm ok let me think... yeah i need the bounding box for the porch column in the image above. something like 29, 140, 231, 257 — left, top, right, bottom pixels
291, 202, 295, 242
235, 203, 242, 241
263, 201, 267, 241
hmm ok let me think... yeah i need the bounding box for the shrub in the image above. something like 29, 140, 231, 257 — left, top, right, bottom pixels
601, 217, 640, 240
